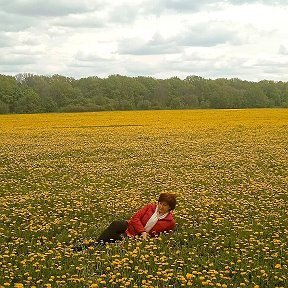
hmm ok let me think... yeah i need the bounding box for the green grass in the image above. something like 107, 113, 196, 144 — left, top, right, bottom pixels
0, 109, 287, 288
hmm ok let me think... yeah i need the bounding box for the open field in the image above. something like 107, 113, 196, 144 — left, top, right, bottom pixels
0, 109, 287, 288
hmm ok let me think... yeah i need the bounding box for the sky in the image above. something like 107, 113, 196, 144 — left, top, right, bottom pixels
1, 0, 288, 81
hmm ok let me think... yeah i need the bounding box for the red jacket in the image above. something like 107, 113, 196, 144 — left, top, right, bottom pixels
125, 203, 176, 237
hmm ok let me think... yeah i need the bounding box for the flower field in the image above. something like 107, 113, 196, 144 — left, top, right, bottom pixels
0, 109, 287, 288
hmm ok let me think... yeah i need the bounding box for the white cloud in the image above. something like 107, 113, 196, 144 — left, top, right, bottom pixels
118, 34, 182, 55
52, 13, 105, 28
0, 32, 16, 47
278, 45, 288, 55
0, 0, 98, 16
0, 0, 288, 81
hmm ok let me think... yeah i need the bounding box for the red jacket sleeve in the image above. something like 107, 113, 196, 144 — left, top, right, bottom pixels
150, 213, 176, 236
166, 219, 176, 231
128, 204, 151, 234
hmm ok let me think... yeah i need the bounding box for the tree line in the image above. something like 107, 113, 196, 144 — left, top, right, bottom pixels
0, 73, 287, 114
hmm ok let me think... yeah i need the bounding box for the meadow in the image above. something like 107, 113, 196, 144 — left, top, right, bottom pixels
0, 109, 287, 288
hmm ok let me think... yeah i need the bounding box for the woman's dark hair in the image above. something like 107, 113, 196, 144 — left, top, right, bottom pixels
158, 193, 176, 211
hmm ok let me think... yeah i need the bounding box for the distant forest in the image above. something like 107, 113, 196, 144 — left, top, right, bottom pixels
0, 73, 288, 114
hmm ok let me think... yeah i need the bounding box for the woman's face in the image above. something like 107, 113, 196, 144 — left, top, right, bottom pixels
157, 201, 170, 214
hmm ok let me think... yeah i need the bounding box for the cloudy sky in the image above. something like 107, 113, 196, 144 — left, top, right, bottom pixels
1, 0, 288, 81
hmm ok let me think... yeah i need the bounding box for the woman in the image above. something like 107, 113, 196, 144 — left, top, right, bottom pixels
75, 193, 176, 250
98, 192, 176, 244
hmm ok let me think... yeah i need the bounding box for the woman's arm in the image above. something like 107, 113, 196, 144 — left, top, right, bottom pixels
128, 204, 151, 234
150, 217, 176, 236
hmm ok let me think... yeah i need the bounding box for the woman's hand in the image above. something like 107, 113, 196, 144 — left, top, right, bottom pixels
141, 232, 149, 240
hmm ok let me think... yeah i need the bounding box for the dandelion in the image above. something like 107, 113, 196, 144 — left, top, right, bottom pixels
1, 109, 287, 288
186, 273, 193, 279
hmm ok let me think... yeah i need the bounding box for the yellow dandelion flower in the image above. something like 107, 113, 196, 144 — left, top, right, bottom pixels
186, 273, 193, 279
